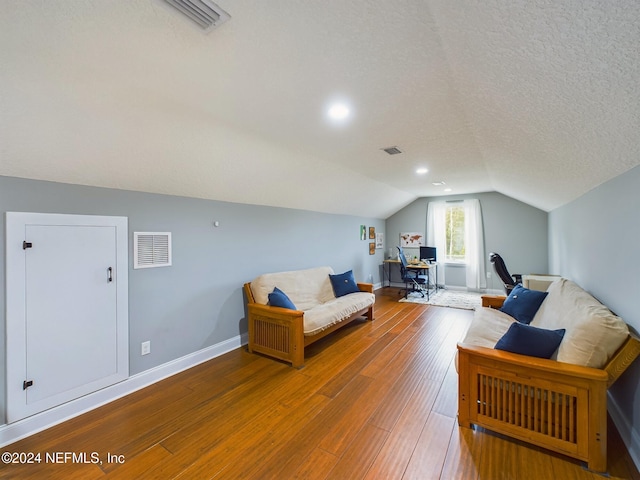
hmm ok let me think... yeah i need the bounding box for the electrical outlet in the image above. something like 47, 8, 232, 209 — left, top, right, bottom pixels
141, 341, 151, 356
487, 272, 492, 278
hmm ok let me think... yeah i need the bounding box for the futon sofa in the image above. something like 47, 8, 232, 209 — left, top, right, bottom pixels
244, 266, 375, 368
457, 278, 640, 472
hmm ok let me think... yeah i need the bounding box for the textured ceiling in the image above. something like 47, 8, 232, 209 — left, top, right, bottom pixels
1, 0, 639, 218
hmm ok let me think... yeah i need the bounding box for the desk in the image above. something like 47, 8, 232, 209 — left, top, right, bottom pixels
382, 259, 400, 288
383, 260, 438, 294
382, 259, 399, 276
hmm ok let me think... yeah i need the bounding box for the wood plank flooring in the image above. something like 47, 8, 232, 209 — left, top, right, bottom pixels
2, 288, 638, 479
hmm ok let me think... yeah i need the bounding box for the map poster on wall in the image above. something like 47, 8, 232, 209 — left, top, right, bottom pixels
400, 232, 424, 247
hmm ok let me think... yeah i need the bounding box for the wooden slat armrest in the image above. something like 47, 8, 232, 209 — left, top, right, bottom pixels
247, 303, 304, 321
457, 342, 608, 382
481, 294, 507, 309
605, 332, 640, 387
357, 282, 374, 293
245, 283, 303, 320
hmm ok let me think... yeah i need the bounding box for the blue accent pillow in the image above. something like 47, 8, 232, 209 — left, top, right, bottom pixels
329, 270, 360, 297
495, 322, 565, 359
500, 284, 548, 324
268, 287, 297, 310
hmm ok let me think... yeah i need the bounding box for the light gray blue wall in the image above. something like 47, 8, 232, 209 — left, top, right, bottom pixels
549, 165, 640, 460
386, 192, 548, 290
0, 175, 385, 425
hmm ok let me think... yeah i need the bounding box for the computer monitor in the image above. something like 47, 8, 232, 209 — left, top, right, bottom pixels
420, 246, 437, 263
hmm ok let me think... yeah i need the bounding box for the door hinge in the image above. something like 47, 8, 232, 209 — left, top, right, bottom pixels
23, 380, 33, 390
23, 241, 33, 250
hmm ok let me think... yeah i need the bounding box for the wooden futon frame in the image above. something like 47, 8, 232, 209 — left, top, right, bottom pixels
457, 295, 640, 473
243, 282, 374, 368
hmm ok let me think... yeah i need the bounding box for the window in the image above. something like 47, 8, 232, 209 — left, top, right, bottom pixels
426, 199, 486, 289
445, 205, 465, 262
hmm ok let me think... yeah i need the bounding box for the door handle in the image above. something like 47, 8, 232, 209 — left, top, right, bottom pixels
107, 267, 113, 283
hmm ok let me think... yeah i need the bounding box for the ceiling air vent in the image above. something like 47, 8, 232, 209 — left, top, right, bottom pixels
382, 146, 402, 155
162, 0, 230, 33
134, 232, 172, 269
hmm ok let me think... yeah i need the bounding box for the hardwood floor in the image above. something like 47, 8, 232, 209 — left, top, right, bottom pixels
2, 288, 638, 479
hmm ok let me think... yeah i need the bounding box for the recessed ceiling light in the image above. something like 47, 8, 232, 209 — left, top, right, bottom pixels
416, 167, 428, 175
327, 103, 350, 120
444, 188, 452, 192
432, 181, 446, 186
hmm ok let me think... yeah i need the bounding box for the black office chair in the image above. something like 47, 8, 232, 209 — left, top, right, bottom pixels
489, 252, 522, 294
397, 246, 428, 298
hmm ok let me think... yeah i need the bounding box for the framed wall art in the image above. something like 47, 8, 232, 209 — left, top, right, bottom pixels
400, 232, 424, 247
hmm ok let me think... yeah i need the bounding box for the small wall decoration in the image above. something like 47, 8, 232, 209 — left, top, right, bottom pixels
376, 232, 384, 249
369, 242, 376, 255
400, 232, 424, 247
369, 226, 375, 239
360, 225, 366, 240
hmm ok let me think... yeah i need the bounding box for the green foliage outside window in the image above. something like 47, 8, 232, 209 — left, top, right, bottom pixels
445, 206, 465, 262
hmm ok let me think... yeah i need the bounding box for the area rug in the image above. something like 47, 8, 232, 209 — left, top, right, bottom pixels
399, 289, 483, 310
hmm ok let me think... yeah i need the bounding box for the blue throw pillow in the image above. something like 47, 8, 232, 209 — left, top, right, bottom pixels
500, 284, 548, 324
268, 287, 297, 310
329, 270, 360, 297
495, 322, 565, 359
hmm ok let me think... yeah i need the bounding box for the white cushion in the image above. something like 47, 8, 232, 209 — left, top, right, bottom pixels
461, 306, 516, 349
250, 266, 374, 336
530, 278, 628, 368
250, 266, 336, 311
303, 292, 375, 336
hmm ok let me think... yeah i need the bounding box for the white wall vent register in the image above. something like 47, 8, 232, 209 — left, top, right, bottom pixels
161, 0, 231, 33
134, 232, 172, 269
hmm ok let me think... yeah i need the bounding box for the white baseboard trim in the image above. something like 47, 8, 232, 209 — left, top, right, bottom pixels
0, 333, 248, 448
608, 392, 640, 472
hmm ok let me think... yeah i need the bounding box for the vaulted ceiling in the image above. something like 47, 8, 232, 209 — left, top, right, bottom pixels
1, 1, 639, 218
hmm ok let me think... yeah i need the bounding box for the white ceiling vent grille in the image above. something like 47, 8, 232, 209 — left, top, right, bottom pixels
134, 232, 172, 269
162, 0, 230, 33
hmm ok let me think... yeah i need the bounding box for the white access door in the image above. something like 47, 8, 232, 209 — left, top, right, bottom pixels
6, 213, 129, 423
